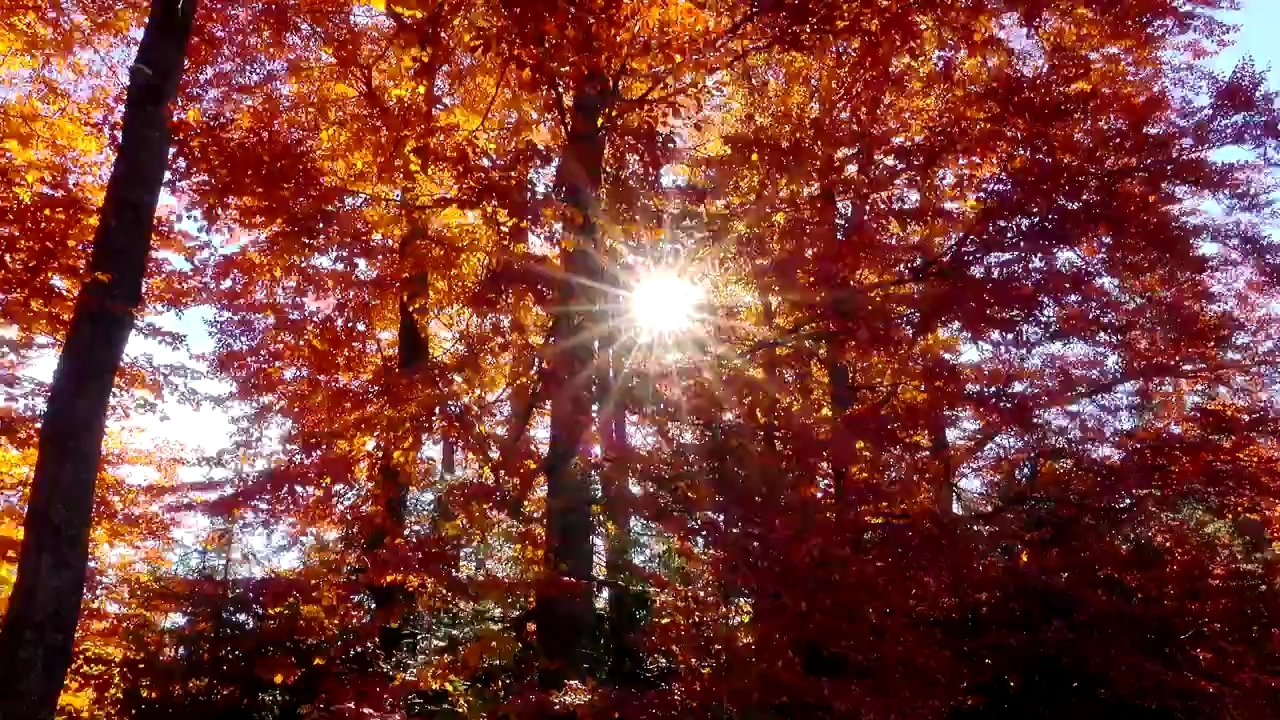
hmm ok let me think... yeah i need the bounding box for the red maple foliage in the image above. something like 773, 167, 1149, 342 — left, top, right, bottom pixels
3, 1, 1280, 719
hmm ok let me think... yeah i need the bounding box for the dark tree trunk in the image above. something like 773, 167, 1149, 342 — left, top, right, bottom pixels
364, 3, 445, 664
826, 347, 853, 499
758, 292, 782, 465
537, 71, 613, 687
0, 2, 198, 717
818, 179, 854, 502
924, 359, 955, 517
367, 230, 429, 663
602, 397, 639, 681
441, 431, 456, 477
597, 269, 639, 683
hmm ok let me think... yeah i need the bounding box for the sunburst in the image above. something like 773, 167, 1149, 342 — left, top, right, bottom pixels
627, 270, 704, 342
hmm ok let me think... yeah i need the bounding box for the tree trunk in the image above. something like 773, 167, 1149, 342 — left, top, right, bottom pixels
602, 414, 638, 680
537, 70, 612, 687
597, 267, 638, 683
367, 230, 429, 663
826, 346, 853, 500
924, 359, 955, 518
0, 2, 198, 717
758, 292, 781, 458
818, 178, 853, 502
364, 4, 445, 665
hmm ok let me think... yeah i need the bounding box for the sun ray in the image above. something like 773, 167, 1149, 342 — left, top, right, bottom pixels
538, 318, 618, 359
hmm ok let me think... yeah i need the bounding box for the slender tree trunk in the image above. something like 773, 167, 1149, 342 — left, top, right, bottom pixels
365, 5, 445, 664
597, 269, 638, 682
441, 429, 456, 477
0, 2, 197, 717
603, 416, 638, 680
538, 70, 612, 686
758, 292, 782, 469
924, 359, 954, 517
758, 294, 779, 401
817, 178, 854, 501
367, 229, 429, 663
826, 346, 853, 499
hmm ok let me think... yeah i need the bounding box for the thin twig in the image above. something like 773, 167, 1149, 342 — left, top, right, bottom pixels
467, 57, 509, 137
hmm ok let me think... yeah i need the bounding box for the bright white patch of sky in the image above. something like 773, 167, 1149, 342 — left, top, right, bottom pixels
1219, 1, 1279, 75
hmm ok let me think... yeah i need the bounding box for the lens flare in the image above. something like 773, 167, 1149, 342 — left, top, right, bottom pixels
628, 271, 703, 339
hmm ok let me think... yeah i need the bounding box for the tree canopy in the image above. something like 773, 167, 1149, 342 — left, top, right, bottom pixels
3, 0, 1280, 718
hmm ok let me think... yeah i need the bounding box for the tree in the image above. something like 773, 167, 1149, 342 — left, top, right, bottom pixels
165, 0, 1280, 715
635, 1, 1280, 717
0, 1, 199, 717
6, 0, 1280, 717
170, 0, 770, 707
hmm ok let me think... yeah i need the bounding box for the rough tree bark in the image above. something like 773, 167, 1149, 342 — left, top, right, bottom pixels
0, 2, 198, 717
537, 69, 613, 687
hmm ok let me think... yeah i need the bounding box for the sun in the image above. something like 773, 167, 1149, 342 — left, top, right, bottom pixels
628, 271, 703, 339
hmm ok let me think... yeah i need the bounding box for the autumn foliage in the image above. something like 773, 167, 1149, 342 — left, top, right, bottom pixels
4, 0, 1280, 718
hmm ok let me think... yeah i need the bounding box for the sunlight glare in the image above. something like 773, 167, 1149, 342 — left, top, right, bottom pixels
629, 271, 703, 339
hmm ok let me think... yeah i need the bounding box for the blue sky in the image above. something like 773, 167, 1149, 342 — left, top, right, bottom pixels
1221, 0, 1280, 75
